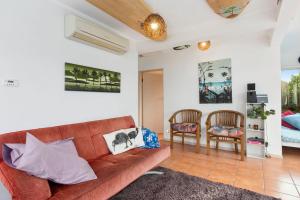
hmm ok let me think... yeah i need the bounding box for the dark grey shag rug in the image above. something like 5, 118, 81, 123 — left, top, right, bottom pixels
111, 167, 280, 200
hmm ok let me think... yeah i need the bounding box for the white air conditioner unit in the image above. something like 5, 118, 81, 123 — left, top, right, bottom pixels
65, 15, 129, 54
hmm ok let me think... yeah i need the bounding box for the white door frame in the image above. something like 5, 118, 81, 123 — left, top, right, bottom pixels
138, 68, 164, 129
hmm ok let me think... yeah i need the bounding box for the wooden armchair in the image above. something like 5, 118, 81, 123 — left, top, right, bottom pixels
169, 109, 202, 152
206, 110, 245, 161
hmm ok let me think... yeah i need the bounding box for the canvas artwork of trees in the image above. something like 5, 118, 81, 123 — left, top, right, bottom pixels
65, 63, 121, 93
198, 58, 232, 104
282, 69, 300, 112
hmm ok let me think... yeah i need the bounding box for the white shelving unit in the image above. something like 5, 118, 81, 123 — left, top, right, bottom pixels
246, 103, 266, 159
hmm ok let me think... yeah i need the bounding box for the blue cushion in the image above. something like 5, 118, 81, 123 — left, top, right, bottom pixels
283, 114, 300, 130
141, 128, 160, 149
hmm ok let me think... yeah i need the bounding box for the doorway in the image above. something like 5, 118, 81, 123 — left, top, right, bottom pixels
139, 69, 164, 140
281, 68, 300, 156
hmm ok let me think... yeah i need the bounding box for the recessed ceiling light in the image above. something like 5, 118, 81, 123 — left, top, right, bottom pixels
173, 45, 191, 51
198, 41, 211, 51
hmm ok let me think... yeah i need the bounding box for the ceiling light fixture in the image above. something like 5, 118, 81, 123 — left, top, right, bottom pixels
150, 22, 159, 30
198, 41, 211, 51
141, 13, 167, 41
207, 0, 250, 19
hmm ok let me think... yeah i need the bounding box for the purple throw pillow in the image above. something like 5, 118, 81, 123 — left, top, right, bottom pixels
3, 137, 76, 168
3, 133, 97, 184
3, 143, 25, 167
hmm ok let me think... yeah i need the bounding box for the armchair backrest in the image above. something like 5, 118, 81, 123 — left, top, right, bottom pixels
169, 109, 202, 124
206, 110, 244, 128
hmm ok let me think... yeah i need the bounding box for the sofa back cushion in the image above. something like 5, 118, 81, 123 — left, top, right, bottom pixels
87, 116, 135, 158
0, 126, 62, 160
0, 115, 135, 199
59, 122, 97, 161
0, 116, 135, 161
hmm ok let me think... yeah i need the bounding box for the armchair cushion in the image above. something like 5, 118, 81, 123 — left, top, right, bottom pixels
228, 128, 244, 137
209, 126, 243, 137
209, 126, 228, 136
171, 123, 197, 133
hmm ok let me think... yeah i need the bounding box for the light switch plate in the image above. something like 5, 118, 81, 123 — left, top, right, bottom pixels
3, 80, 19, 87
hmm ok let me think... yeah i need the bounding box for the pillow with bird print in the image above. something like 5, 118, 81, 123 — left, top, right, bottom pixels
103, 128, 144, 155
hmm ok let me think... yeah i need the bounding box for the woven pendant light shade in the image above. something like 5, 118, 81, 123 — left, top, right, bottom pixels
142, 13, 167, 41
207, 0, 250, 19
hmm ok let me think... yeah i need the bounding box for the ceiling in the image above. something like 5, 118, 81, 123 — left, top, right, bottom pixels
86, 0, 152, 37
57, 0, 298, 54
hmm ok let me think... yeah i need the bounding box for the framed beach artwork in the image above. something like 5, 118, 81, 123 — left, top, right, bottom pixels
65, 63, 121, 93
198, 58, 232, 104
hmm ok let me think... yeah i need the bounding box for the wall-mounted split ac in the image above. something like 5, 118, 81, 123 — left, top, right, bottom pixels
65, 15, 129, 55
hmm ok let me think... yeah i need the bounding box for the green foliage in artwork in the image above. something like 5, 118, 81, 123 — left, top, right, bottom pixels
64, 63, 121, 93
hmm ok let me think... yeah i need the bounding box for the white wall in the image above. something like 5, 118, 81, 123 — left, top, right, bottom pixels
0, 0, 138, 198
281, 32, 300, 68
281, 50, 300, 68
0, 0, 138, 133
139, 38, 282, 157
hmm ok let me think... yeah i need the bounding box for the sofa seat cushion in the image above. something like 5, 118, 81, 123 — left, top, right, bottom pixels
0, 161, 52, 200
171, 123, 197, 133
49, 144, 170, 200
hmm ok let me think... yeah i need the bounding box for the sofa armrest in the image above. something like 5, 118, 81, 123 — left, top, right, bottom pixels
0, 161, 51, 200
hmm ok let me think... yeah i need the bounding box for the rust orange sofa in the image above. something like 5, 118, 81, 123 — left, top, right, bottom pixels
0, 116, 170, 200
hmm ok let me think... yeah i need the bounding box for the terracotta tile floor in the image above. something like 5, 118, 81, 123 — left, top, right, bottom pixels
159, 141, 300, 200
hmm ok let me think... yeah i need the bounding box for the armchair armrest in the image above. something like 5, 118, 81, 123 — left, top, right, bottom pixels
194, 122, 201, 131
168, 113, 177, 124
205, 119, 212, 129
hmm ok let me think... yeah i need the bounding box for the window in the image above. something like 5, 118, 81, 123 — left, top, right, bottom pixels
282, 69, 300, 112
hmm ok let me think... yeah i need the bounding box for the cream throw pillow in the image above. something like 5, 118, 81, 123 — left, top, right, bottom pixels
103, 128, 144, 155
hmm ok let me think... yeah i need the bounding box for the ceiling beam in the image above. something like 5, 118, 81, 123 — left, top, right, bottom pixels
87, 0, 152, 36
270, 0, 300, 46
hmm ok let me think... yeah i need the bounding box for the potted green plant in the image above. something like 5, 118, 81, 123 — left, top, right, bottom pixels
247, 104, 275, 120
